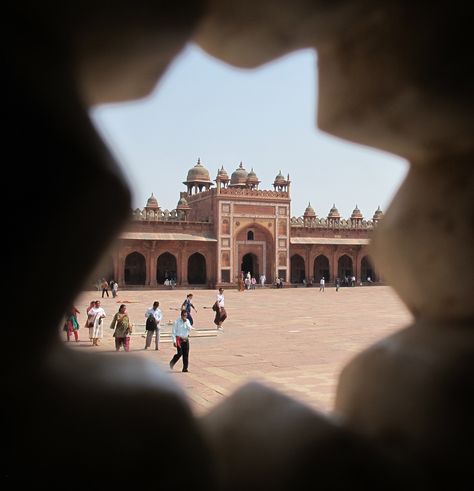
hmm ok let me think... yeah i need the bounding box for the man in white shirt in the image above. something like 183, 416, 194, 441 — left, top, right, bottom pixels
320, 277, 325, 292
144, 301, 162, 350
169, 310, 193, 372
260, 274, 266, 287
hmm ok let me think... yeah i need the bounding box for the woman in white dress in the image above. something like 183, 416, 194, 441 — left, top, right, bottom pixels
86, 300, 106, 346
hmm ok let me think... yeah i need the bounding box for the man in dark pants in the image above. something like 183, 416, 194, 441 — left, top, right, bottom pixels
169, 310, 193, 373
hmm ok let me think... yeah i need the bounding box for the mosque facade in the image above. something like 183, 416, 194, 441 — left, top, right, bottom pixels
109, 159, 384, 288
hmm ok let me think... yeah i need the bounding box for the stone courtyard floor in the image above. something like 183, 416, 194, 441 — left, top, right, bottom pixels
68, 285, 412, 416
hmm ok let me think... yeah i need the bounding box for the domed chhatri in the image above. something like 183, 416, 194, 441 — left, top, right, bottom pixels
372, 205, 384, 222
304, 202, 316, 217
216, 165, 229, 181
229, 162, 249, 187
328, 204, 340, 219
185, 158, 212, 183
246, 168, 260, 189
145, 193, 159, 209
183, 158, 214, 195
351, 205, 363, 220
273, 170, 287, 186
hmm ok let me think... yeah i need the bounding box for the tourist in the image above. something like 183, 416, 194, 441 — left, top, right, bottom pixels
86, 300, 106, 346
336, 277, 340, 292
260, 274, 266, 287
181, 293, 197, 326
110, 304, 132, 351
169, 310, 193, 373
85, 300, 95, 341
100, 278, 109, 298
64, 306, 80, 342
144, 301, 162, 350
112, 280, 118, 297
320, 276, 325, 292
251, 277, 257, 289
213, 288, 227, 330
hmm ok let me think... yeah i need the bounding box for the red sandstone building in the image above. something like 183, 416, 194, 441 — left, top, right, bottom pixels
107, 159, 384, 288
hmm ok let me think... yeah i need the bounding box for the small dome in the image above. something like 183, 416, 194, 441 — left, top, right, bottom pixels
146, 193, 159, 209
304, 202, 316, 217
351, 205, 363, 219
185, 158, 212, 183
216, 165, 229, 181
246, 168, 259, 184
328, 204, 340, 219
373, 206, 384, 221
273, 170, 286, 185
230, 162, 248, 186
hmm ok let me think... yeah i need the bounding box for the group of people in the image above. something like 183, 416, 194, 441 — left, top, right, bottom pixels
64, 288, 228, 373
99, 278, 119, 298
238, 272, 266, 291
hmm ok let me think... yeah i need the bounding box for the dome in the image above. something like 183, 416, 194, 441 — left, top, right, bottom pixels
230, 162, 248, 186
246, 168, 260, 185
304, 202, 316, 217
328, 204, 340, 219
185, 158, 212, 183
216, 165, 229, 181
373, 206, 384, 221
146, 193, 159, 209
273, 170, 286, 185
351, 205, 363, 219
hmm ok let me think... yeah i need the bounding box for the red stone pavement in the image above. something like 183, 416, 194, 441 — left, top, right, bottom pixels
68, 286, 412, 416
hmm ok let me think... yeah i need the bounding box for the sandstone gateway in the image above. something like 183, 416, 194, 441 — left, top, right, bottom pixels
111, 159, 383, 288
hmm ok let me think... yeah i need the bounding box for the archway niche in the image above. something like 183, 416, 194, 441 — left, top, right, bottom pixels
187, 252, 206, 284
338, 255, 353, 282
290, 254, 305, 284
156, 252, 177, 284
314, 255, 330, 283
361, 255, 377, 282
241, 253, 258, 279
124, 252, 146, 285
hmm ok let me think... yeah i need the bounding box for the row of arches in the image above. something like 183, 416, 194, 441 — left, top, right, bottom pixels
290, 254, 377, 283
125, 251, 207, 285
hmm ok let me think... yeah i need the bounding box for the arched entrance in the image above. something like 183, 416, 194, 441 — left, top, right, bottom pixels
188, 253, 206, 284
241, 253, 258, 278
314, 255, 330, 283
290, 254, 305, 283
124, 252, 146, 285
338, 255, 353, 281
156, 252, 177, 284
361, 255, 376, 282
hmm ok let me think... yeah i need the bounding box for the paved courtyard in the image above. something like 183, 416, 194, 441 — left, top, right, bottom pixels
69, 285, 412, 416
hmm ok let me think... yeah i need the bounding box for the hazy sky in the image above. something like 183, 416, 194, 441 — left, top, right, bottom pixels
91, 44, 408, 219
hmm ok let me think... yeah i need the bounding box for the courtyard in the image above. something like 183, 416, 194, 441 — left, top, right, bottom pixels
69, 285, 412, 416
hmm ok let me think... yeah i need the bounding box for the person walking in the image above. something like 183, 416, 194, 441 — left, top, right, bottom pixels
110, 304, 132, 351
260, 274, 266, 287
169, 310, 193, 373
181, 293, 197, 326
320, 276, 325, 292
87, 300, 106, 346
213, 288, 227, 330
112, 281, 119, 298
336, 277, 340, 292
64, 306, 80, 342
144, 301, 162, 350
100, 278, 109, 298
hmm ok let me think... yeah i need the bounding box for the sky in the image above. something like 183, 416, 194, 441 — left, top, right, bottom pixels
91, 43, 408, 219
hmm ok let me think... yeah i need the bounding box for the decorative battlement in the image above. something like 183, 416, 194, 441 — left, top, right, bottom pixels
219, 188, 289, 199
132, 208, 211, 222
290, 216, 377, 229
